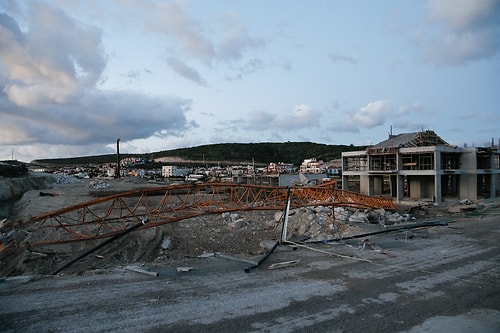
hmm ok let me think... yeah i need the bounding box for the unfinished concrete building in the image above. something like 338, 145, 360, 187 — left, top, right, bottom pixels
341, 131, 500, 203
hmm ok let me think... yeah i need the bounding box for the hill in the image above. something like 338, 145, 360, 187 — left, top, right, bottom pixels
31, 142, 364, 166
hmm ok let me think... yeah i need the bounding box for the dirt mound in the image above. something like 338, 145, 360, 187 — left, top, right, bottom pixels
0, 173, 56, 219
0, 160, 28, 177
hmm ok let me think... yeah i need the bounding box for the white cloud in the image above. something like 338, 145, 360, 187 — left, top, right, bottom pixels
0, 3, 106, 106
0, 1, 196, 160
426, 0, 498, 30
279, 104, 321, 129
216, 12, 266, 62
153, 0, 216, 62
397, 102, 423, 115
352, 99, 393, 128
327, 100, 425, 133
243, 104, 321, 132
420, 0, 500, 67
166, 57, 208, 86
85, 0, 266, 81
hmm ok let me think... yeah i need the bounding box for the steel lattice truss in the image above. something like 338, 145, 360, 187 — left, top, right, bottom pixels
16, 183, 395, 247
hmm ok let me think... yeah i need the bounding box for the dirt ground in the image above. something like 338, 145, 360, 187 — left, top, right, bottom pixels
2, 177, 498, 278
3, 178, 285, 275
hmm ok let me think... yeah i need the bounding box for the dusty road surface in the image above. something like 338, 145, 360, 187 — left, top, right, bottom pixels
1, 211, 499, 332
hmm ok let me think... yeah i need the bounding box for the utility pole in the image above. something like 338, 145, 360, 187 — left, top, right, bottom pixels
116, 138, 121, 178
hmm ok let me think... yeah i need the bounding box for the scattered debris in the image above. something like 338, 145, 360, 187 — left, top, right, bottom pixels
176, 266, 193, 273
86, 179, 111, 189
260, 240, 278, 251
53, 174, 81, 184
245, 240, 279, 273
51, 219, 149, 275
125, 265, 159, 277
459, 199, 472, 205
359, 239, 396, 258
29, 251, 48, 258
4, 174, 489, 277
285, 240, 372, 263
161, 235, 171, 250
39, 191, 57, 197
268, 259, 301, 270
213, 253, 258, 265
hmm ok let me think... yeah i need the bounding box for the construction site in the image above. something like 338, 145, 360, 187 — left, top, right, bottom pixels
0, 163, 499, 332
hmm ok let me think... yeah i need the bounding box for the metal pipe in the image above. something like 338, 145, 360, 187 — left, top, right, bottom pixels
125, 265, 159, 277
244, 240, 279, 273
280, 188, 292, 242
309, 220, 449, 243
52, 218, 148, 275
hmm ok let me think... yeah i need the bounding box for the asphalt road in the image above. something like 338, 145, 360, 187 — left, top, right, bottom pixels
1, 214, 499, 333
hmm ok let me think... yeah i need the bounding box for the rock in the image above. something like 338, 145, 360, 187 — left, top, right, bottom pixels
386, 213, 404, 225
87, 179, 110, 189
365, 209, 381, 224
161, 235, 172, 249
54, 174, 81, 184
349, 211, 369, 223
297, 223, 310, 235
228, 219, 246, 229
274, 211, 284, 222
313, 206, 331, 214
334, 207, 350, 222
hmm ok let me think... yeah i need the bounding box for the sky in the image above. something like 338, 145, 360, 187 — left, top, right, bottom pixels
0, 0, 499, 163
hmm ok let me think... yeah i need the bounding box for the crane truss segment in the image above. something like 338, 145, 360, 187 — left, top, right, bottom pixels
16, 183, 395, 247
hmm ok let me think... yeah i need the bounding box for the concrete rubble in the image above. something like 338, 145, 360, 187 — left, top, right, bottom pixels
53, 174, 81, 184
270, 206, 412, 242
86, 179, 111, 189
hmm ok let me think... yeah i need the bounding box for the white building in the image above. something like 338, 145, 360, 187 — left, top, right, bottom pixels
162, 165, 190, 178
299, 158, 326, 174
266, 162, 295, 174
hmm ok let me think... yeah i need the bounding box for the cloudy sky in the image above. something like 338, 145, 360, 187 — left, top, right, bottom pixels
1, 0, 499, 162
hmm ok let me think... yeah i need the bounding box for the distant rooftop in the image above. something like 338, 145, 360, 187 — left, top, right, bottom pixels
373, 130, 448, 148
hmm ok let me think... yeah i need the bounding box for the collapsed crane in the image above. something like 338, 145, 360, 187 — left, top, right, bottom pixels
1, 182, 395, 250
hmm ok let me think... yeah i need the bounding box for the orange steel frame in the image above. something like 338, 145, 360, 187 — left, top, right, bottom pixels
14, 183, 395, 247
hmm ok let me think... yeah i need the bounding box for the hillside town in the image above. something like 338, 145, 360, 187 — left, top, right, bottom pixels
27, 130, 500, 202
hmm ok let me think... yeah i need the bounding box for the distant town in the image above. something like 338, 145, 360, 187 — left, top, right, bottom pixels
25, 130, 500, 203
30, 156, 341, 188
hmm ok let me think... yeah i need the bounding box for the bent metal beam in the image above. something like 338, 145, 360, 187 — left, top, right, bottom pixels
11, 183, 395, 247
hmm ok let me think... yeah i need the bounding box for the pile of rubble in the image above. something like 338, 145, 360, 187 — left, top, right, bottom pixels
86, 179, 111, 189
53, 174, 81, 184
334, 207, 412, 225
222, 206, 412, 243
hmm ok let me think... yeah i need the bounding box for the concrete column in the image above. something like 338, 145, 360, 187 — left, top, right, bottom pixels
492, 174, 498, 199
396, 175, 404, 201
368, 176, 375, 196
434, 150, 442, 202
360, 175, 370, 195
489, 151, 496, 198
342, 175, 349, 191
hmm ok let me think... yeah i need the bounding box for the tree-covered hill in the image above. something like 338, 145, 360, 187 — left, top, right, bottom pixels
32, 142, 365, 166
